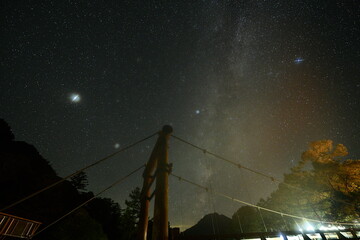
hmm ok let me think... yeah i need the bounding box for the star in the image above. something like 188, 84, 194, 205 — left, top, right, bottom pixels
294, 57, 304, 64
2, 1, 359, 231
70, 93, 81, 103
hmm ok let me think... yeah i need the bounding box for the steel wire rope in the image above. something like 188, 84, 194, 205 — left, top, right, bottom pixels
281, 214, 289, 231
294, 199, 321, 229
295, 208, 315, 231
205, 157, 218, 239
32, 164, 145, 238
257, 207, 268, 232
171, 135, 356, 207
235, 167, 253, 233
207, 185, 217, 239
236, 212, 244, 233
178, 177, 184, 232
1, 132, 158, 212
294, 219, 302, 231
170, 173, 358, 227
239, 167, 257, 215
229, 187, 243, 233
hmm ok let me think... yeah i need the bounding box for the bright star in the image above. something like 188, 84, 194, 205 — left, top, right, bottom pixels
195, 110, 200, 114
114, 143, 120, 149
294, 57, 304, 64
70, 93, 81, 103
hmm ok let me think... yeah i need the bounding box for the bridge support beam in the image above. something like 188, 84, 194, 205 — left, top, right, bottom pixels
137, 137, 160, 240
137, 125, 173, 240
152, 125, 173, 240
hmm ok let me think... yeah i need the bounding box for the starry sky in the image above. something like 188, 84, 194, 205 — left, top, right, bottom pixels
1, 0, 360, 230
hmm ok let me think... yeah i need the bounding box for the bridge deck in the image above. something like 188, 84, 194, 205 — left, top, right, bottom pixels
0, 212, 41, 239
179, 228, 360, 240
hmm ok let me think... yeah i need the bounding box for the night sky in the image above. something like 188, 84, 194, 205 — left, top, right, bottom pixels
1, 1, 360, 230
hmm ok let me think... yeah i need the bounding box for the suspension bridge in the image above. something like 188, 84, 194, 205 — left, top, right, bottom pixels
0, 126, 359, 240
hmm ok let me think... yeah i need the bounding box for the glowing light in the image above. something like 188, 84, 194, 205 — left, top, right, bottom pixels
114, 143, 120, 149
70, 93, 81, 103
195, 110, 200, 114
303, 221, 314, 231
294, 57, 304, 64
319, 225, 345, 231
306, 225, 314, 231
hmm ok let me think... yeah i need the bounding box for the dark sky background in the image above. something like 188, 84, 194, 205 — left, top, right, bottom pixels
1, 0, 359, 230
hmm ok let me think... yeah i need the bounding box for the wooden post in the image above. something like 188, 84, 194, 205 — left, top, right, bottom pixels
137, 131, 162, 240
152, 125, 173, 240
319, 232, 327, 240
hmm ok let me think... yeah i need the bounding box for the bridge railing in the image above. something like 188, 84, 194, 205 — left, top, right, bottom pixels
0, 212, 41, 239
179, 228, 360, 240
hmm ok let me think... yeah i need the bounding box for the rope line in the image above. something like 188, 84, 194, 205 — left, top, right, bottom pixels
236, 213, 243, 233
208, 185, 218, 238
206, 157, 219, 238
257, 207, 268, 232
281, 214, 289, 231
32, 164, 145, 237
1, 132, 157, 212
170, 172, 358, 227
171, 135, 355, 207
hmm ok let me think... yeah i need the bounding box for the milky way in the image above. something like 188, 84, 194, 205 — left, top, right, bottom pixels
1, 1, 359, 229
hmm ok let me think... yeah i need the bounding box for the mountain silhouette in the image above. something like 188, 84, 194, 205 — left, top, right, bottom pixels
0, 119, 110, 239
182, 212, 233, 236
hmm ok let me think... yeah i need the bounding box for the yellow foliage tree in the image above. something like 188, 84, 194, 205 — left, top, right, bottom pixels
259, 140, 359, 228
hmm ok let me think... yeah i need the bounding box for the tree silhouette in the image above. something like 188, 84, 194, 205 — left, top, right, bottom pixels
0, 119, 106, 239
85, 196, 123, 240
257, 140, 360, 229
232, 206, 264, 233
70, 171, 89, 191
0, 118, 14, 143
121, 187, 141, 239
0, 119, 152, 239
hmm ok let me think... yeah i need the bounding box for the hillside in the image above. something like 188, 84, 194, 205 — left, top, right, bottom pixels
182, 213, 233, 236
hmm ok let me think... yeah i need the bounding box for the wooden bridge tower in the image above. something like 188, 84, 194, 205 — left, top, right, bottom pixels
137, 125, 173, 240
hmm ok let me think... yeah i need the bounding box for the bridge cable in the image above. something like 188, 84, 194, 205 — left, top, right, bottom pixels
293, 219, 302, 231
206, 156, 219, 238
178, 179, 184, 232
229, 186, 244, 233
170, 172, 358, 227
1, 132, 157, 212
295, 208, 319, 231
236, 212, 244, 233
296, 201, 324, 228
257, 207, 268, 232
32, 164, 145, 238
208, 185, 217, 239
230, 194, 241, 233
171, 135, 355, 207
235, 167, 252, 233
281, 214, 289, 231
